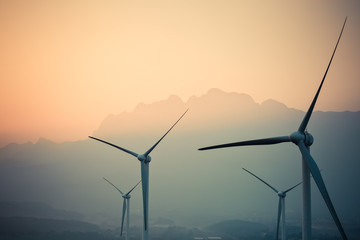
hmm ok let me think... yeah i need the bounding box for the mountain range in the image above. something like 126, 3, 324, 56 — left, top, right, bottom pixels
0, 88, 359, 236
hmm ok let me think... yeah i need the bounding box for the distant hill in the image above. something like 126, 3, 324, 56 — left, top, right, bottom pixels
0, 216, 101, 234
93, 88, 297, 138
0, 88, 359, 233
0, 201, 83, 220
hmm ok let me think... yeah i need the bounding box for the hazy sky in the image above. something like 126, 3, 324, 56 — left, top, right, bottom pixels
1, 0, 359, 147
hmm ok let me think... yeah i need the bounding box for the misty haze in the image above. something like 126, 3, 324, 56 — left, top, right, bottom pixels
1, 89, 359, 239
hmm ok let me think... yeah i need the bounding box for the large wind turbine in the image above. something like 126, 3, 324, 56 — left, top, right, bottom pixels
90, 109, 188, 240
199, 18, 347, 240
103, 177, 141, 240
243, 168, 301, 240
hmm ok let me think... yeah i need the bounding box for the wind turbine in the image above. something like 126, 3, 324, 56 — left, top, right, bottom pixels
103, 177, 141, 240
90, 109, 188, 240
243, 168, 301, 240
199, 18, 347, 240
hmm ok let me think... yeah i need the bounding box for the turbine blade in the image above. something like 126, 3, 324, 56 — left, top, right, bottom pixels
276, 198, 282, 240
198, 136, 291, 151
103, 177, 125, 196
298, 17, 347, 132
298, 141, 348, 239
144, 109, 188, 156
89, 136, 139, 158
126, 180, 142, 196
242, 168, 279, 194
141, 161, 149, 231
284, 181, 302, 194
120, 199, 126, 236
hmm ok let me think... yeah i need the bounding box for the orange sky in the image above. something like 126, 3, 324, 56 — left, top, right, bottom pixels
1, 0, 359, 147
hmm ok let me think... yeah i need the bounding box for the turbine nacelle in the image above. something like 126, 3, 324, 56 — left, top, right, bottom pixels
290, 131, 314, 147
278, 191, 286, 198
138, 154, 151, 163
123, 195, 131, 199
304, 132, 314, 146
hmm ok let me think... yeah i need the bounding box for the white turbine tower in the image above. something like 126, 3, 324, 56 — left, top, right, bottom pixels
199, 18, 347, 240
90, 109, 188, 240
103, 177, 141, 240
243, 168, 301, 240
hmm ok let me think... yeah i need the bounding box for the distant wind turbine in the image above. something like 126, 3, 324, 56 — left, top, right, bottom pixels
243, 168, 301, 240
90, 109, 188, 240
199, 18, 347, 240
103, 177, 141, 240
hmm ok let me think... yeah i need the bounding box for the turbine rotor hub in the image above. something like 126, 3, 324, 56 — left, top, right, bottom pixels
278, 191, 286, 198
138, 154, 151, 163
290, 131, 305, 145
290, 131, 314, 146
137, 154, 146, 162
